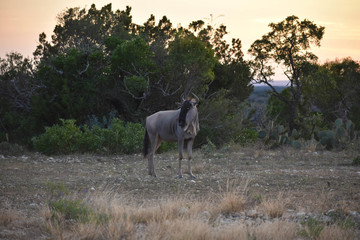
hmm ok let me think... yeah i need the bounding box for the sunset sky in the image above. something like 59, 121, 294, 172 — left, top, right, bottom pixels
1, 0, 360, 80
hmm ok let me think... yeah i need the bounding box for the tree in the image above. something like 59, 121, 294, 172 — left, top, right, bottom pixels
51, 3, 133, 54
107, 37, 155, 121
32, 48, 108, 127
248, 15, 325, 131
0, 52, 37, 142
305, 58, 360, 128
168, 33, 217, 97
1, 3, 254, 148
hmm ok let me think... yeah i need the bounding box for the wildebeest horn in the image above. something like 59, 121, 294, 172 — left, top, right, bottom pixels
180, 93, 186, 103
191, 93, 199, 104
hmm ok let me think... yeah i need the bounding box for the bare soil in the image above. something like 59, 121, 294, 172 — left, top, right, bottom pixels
1, 145, 360, 239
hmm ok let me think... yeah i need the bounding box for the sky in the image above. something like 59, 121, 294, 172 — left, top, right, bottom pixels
1, 0, 360, 80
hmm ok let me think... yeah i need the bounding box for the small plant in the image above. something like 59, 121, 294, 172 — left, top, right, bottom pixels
299, 216, 324, 239
216, 179, 248, 215
45, 181, 70, 199
317, 118, 358, 150
235, 128, 258, 145
0, 142, 24, 156
352, 156, 360, 166
157, 141, 177, 153
260, 193, 286, 218
326, 209, 356, 229
201, 138, 216, 156
257, 124, 303, 149
49, 198, 92, 222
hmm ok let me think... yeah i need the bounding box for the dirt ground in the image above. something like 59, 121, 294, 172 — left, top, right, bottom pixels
1, 144, 360, 239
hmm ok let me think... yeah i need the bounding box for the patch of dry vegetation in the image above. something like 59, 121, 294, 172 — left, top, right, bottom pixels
1, 146, 359, 239
39, 180, 358, 240
42, 188, 303, 240
215, 178, 248, 215
260, 192, 287, 218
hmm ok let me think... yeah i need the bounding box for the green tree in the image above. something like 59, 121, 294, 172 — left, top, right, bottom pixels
305, 58, 360, 128
51, 3, 133, 54
248, 15, 325, 131
107, 37, 155, 121
32, 48, 108, 128
266, 88, 291, 126
168, 33, 217, 97
0, 52, 36, 142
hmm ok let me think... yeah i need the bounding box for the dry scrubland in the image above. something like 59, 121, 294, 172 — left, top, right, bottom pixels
1, 143, 360, 239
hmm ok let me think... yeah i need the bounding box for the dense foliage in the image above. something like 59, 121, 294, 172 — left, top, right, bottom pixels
32, 119, 145, 154
1, 4, 359, 153
0, 3, 252, 149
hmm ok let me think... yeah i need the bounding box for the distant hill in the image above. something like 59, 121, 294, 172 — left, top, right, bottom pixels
248, 85, 286, 104
246, 83, 287, 124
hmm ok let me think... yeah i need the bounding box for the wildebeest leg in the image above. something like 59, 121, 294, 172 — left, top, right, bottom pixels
148, 134, 160, 177
187, 139, 195, 179
154, 136, 162, 153
177, 138, 184, 178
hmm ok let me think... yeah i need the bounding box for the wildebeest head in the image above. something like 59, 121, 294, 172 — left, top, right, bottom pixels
179, 100, 193, 127
178, 94, 199, 133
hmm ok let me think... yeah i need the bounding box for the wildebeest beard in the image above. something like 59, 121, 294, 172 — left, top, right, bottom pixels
178, 100, 193, 127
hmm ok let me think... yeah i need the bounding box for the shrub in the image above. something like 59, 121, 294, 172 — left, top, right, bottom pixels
78, 125, 105, 152
32, 118, 145, 155
32, 119, 82, 154
352, 156, 360, 166
119, 121, 144, 154
0, 142, 25, 156
49, 198, 91, 222
235, 128, 258, 145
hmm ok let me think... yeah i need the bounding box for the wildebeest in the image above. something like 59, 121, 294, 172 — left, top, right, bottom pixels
142, 94, 200, 178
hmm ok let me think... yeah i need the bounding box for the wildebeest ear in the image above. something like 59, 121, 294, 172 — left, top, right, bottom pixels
190, 98, 197, 106
191, 93, 199, 104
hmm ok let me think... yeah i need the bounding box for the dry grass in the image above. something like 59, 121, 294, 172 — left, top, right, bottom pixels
7, 186, 360, 240
146, 219, 209, 240
260, 192, 286, 218
251, 220, 300, 240
0, 211, 17, 227
1, 147, 359, 239
215, 178, 249, 215
318, 224, 356, 240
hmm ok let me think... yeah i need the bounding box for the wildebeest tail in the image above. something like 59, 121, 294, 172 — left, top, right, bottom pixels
142, 129, 149, 158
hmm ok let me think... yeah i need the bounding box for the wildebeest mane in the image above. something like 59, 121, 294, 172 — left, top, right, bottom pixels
178, 100, 192, 127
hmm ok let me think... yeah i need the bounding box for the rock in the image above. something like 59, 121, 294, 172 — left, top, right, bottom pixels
178, 206, 188, 216
295, 212, 306, 218
348, 210, 360, 219
247, 209, 258, 218
199, 211, 211, 222
322, 215, 331, 223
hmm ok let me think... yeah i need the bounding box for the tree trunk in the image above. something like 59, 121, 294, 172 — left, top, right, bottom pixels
288, 100, 299, 132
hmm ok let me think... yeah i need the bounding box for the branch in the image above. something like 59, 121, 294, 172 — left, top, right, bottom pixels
252, 60, 289, 104
77, 61, 89, 75
153, 82, 182, 97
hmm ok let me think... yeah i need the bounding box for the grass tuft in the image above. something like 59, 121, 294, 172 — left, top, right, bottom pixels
260, 193, 286, 218
215, 178, 249, 215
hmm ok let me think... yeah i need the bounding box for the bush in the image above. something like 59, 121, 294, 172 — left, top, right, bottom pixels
49, 198, 92, 222
32, 118, 145, 155
32, 119, 82, 155
352, 156, 360, 166
116, 121, 144, 154
234, 128, 258, 145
